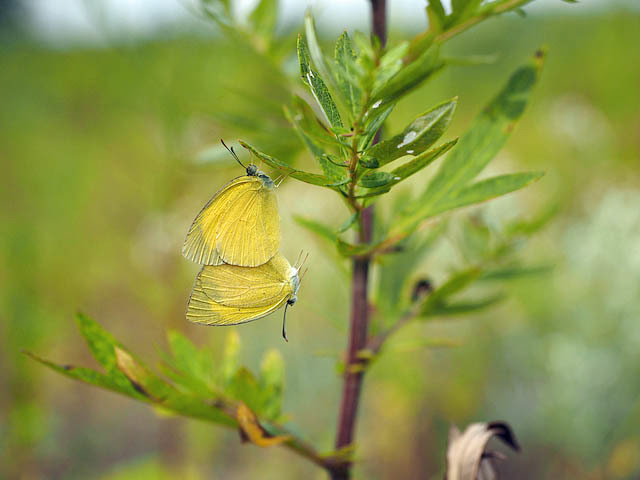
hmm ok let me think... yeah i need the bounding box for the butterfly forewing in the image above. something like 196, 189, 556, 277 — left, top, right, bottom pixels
215, 181, 280, 267
182, 175, 280, 267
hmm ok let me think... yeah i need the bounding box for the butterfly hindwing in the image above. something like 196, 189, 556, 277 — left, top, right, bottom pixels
186, 274, 290, 326
198, 254, 293, 308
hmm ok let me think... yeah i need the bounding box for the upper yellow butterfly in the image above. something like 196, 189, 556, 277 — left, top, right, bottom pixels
182, 140, 280, 267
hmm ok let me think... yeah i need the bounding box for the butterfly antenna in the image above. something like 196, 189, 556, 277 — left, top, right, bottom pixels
282, 303, 289, 342
294, 250, 304, 269
300, 267, 309, 282
221, 139, 246, 169
300, 252, 310, 270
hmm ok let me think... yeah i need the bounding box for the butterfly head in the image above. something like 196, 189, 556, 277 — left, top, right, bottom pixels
246, 163, 258, 176
221, 139, 273, 186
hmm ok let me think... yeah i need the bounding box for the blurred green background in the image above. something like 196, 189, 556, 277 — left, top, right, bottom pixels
1, 0, 640, 478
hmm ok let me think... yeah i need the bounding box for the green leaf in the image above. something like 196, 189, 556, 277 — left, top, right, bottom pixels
334, 31, 361, 117
304, 13, 339, 96
74, 313, 136, 393
361, 98, 456, 168
480, 265, 552, 281
422, 294, 504, 317
450, 0, 483, 24
430, 172, 544, 216
371, 45, 445, 106
338, 212, 359, 233
160, 330, 214, 397
426, 0, 446, 33
359, 104, 395, 152
294, 215, 338, 245
249, 0, 277, 40
239, 140, 343, 189
220, 330, 241, 385
392, 51, 545, 237
358, 171, 399, 188
297, 35, 343, 129
358, 140, 457, 198
294, 216, 347, 275
159, 391, 235, 427
289, 96, 343, 149
259, 349, 285, 420
419, 267, 481, 315
24, 351, 140, 398
284, 101, 347, 184
114, 347, 175, 401
375, 220, 446, 315
389, 139, 457, 181
337, 238, 376, 257
373, 41, 409, 94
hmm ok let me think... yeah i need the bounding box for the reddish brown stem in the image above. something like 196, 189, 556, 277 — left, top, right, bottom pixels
330, 1, 386, 479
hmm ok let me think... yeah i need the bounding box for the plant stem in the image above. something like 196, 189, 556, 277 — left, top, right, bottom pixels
331, 1, 386, 479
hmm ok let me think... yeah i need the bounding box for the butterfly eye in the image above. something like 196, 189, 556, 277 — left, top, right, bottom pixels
247, 164, 258, 176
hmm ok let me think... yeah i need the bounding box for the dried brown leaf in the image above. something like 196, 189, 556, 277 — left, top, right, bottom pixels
445, 421, 520, 480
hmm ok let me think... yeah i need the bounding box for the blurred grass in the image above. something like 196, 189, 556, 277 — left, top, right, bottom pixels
1, 6, 640, 479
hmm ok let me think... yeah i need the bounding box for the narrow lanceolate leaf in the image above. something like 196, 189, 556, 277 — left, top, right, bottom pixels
393, 50, 546, 237
450, 0, 483, 25
359, 104, 395, 152
304, 13, 339, 98
284, 101, 347, 184
371, 45, 445, 106
259, 349, 285, 420
358, 171, 399, 188
390, 139, 457, 180
239, 140, 344, 189
480, 264, 552, 281
115, 347, 175, 401
419, 267, 481, 316
293, 215, 338, 245
426, 0, 446, 33
428, 172, 544, 218
297, 35, 343, 129
248, 0, 277, 40
289, 96, 343, 150
337, 238, 380, 258
24, 351, 141, 398
357, 140, 457, 198
75, 313, 136, 393
373, 41, 409, 94
334, 31, 361, 117
361, 98, 457, 168
421, 294, 504, 317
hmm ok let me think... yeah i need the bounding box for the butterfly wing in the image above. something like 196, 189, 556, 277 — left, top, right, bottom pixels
182, 176, 255, 265
198, 254, 293, 308
215, 179, 280, 267
186, 275, 290, 326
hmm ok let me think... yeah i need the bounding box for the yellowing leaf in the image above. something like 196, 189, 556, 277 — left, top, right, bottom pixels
236, 402, 290, 447
115, 347, 153, 398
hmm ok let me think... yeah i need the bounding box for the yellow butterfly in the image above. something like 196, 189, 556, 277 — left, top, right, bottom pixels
182, 140, 280, 267
186, 253, 306, 340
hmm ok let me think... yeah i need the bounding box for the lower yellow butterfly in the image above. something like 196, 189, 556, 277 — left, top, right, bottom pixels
186, 253, 307, 341
182, 140, 280, 267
